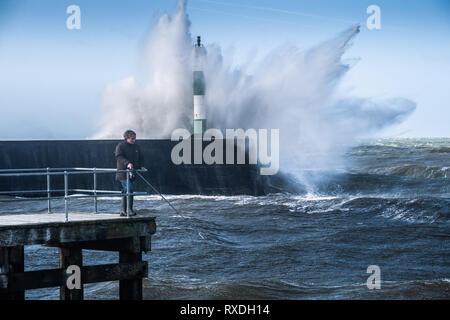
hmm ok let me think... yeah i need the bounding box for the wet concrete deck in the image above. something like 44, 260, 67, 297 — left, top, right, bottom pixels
0, 212, 156, 247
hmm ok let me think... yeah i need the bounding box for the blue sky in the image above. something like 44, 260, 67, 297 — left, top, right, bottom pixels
0, 0, 449, 139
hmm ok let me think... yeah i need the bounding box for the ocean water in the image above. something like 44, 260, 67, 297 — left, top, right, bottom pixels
1, 138, 449, 299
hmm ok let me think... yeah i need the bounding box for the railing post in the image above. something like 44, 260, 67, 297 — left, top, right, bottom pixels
126, 169, 130, 218
64, 171, 69, 222
47, 167, 51, 214
93, 167, 98, 214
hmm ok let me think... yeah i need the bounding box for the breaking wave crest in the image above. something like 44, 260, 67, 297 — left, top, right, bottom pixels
93, 0, 415, 184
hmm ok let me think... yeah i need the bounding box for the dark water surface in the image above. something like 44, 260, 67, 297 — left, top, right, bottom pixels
1, 138, 449, 299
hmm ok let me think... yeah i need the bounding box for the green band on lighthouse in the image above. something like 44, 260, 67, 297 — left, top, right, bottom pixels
193, 71, 205, 95
194, 119, 206, 135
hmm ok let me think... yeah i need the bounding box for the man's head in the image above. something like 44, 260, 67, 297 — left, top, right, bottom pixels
123, 130, 136, 144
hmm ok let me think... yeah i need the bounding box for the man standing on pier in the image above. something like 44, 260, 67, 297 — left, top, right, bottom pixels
115, 130, 147, 216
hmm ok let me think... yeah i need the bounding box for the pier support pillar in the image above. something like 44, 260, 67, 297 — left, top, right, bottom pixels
119, 238, 143, 300
59, 247, 83, 300
0, 246, 25, 300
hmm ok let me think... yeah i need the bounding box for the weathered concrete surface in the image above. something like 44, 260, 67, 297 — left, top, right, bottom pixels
0, 213, 156, 247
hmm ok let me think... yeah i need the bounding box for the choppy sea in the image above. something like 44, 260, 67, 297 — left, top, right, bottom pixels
1, 138, 449, 299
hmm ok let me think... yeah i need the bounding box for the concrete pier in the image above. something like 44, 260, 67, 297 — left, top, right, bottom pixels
0, 212, 156, 300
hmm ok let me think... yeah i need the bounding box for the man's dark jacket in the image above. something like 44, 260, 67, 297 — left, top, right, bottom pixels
114, 141, 144, 181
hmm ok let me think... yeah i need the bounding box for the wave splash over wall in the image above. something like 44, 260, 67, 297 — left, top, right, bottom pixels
93, 0, 415, 181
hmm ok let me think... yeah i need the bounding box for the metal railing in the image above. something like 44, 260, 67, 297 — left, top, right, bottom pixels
0, 168, 148, 221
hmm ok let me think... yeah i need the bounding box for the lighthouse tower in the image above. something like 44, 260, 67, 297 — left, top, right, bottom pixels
193, 36, 206, 135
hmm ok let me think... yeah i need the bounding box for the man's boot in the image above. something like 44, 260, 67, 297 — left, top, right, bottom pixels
129, 196, 137, 216
120, 197, 127, 216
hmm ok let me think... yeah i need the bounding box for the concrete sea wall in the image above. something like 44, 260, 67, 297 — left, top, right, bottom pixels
0, 140, 298, 196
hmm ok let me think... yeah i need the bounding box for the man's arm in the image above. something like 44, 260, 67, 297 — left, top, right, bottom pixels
115, 143, 130, 167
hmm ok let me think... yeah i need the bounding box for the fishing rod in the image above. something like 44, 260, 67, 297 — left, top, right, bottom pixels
135, 170, 182, 216
136, 170, 206, 239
